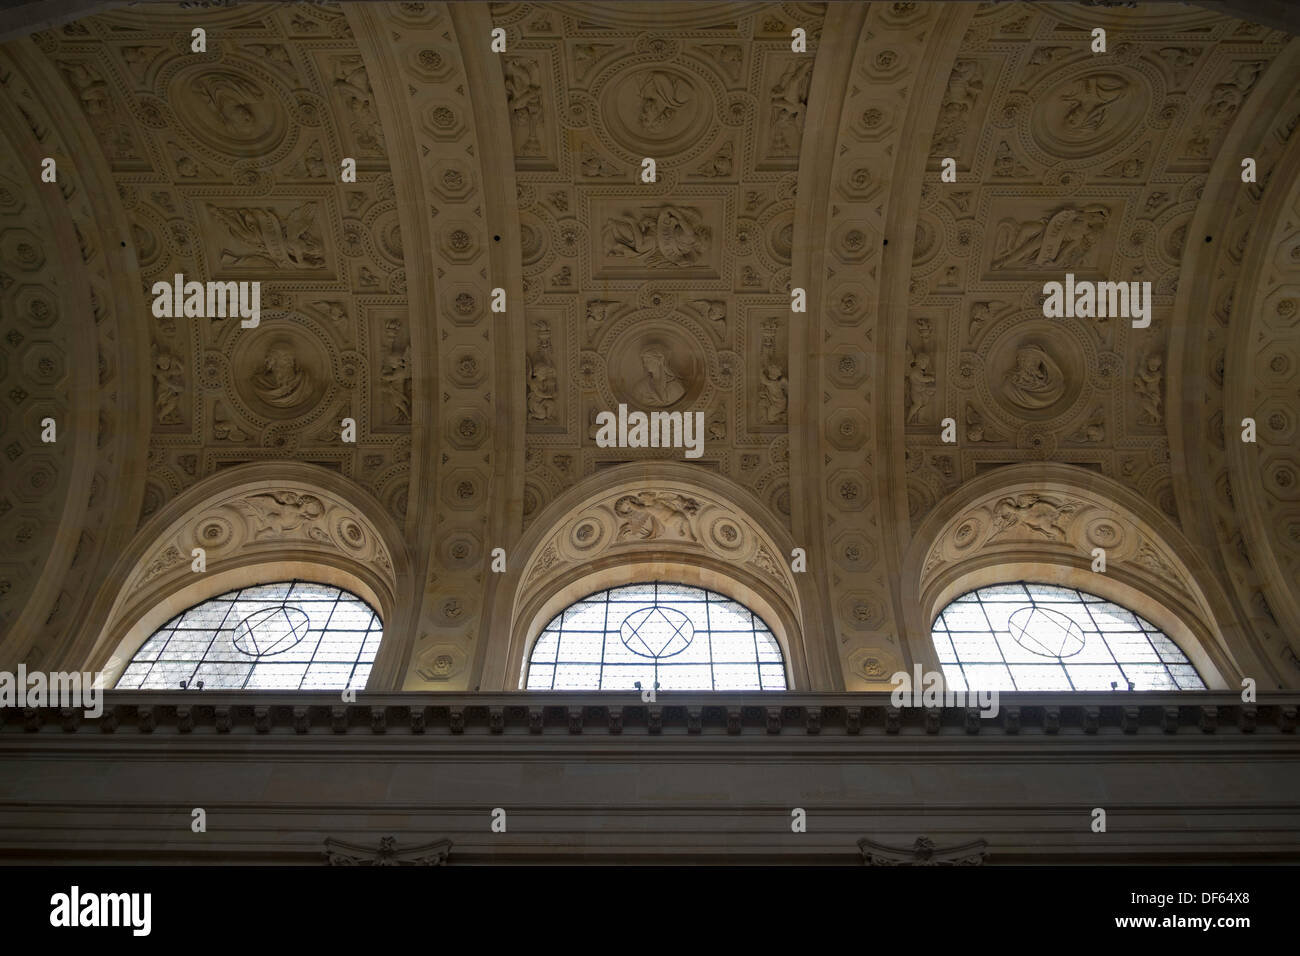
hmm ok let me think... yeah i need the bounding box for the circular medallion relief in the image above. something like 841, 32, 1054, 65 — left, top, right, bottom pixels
987, 327, 1082, 422
606, 323, 705, 410
599, 65, 714, 157
1030, 70, 1149, 159
231, 325, 331, 420
172, 64, 289, 156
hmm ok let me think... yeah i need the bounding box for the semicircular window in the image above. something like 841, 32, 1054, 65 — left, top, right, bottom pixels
932, 582, 1206, 691
116, 581, 382, 690
526, 582, 787, 691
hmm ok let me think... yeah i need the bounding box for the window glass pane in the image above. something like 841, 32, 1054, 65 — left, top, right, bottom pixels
526, 583, 788, 690
962, 663, 1013, 689
562, 602, 608, 630
1008, 665, 1072, 691
930, 583, 1204, 692
115, 581, 383, 690
941, 603, 989, 630
1065, 663, 1127, 690
1024, 584, 1079, 601
524, 664, 554, 690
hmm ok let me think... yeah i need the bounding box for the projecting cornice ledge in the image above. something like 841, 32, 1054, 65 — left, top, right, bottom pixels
2, 691, 1296, 739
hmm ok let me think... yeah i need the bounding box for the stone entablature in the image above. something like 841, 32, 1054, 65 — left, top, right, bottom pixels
4, 691, 1294, 737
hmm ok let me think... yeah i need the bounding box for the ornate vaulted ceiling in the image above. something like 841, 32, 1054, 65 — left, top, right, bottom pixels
0, 1, 1298, 691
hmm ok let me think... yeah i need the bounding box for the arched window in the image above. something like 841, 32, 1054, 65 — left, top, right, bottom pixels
115, 581, 382, 690
525, 582, 787, 691
932, 582, 1206, 691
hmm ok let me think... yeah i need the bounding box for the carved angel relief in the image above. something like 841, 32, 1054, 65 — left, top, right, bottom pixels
503, 56, 544, 156
768, 59, 813, 155
379, 318, 412, 423
332, 55, 385, 155
989, 494, 1077, 542
151, 342, 186, 424
930, 59, 983, 157
240, 491, 328, 539
1187, 62, 1263, 158
991, 205, 1109, 271
758, 318, 789, 425
904, 343, 936, 424
614, 492, 701, 542
601, 205, 711, 268
1133, 352, 1164, 425
526, 320, 559, 422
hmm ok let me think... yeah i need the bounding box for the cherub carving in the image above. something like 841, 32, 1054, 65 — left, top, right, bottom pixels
379, 338, 412, 423
758, 363, 789, 424
1134, 352, 1164, 425
242, 492, 326, 538
904, 343, 936, 424
333, 56, 384, 153
990, 495, 1077, 541
585, 299, 617, 342
503, 57, 544, 155
526, 351, 558, 421
769, 59, 813, 152
614, 492, 701, 541
151, 342, 185, 424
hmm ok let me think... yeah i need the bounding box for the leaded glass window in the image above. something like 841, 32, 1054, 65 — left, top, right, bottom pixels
525, 582, 787, 691
116, 581, 382, 690
932, 582, 1206, 691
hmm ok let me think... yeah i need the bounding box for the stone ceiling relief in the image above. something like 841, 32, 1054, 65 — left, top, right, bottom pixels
1228, 122, 1300, 673
84, 461, 406, 686
493, 462, 816, 687
797, 0, 971, 689
1170, 40, 1300, 688
0, 0, 1295, 694
487, 1, 826, 539
348, 2, 518, 690
0, 41, 148, 675
31, 4, 415, 535
898, 2, 1290, 554
902, 464, 1247, 687
0, 70, 80, 654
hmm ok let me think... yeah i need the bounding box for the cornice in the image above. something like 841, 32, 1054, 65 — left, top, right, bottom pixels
4, 690, 1295, 741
